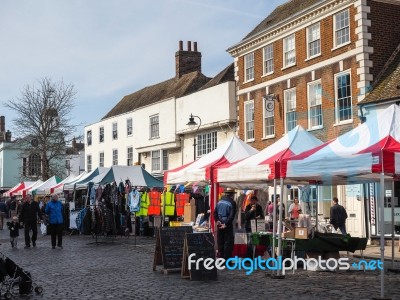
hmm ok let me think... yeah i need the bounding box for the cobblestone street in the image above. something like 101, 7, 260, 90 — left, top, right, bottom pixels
0, 228, 399, 300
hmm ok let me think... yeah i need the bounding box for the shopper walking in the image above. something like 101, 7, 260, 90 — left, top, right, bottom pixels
19, 194, 42, 248
7, 216, 22, 248
45, 194, 64, 249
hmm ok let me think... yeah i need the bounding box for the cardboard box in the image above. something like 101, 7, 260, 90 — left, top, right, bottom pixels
282, 230, 295, 238
295, 227, 308, 239
183, 203, 196, 222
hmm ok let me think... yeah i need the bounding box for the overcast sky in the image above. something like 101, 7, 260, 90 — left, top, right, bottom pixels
0, 0, 285, 139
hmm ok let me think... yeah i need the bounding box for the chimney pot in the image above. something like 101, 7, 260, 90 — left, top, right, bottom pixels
194, 42, 198, 52
179, 40, 183, 51
187, 41, 191, 51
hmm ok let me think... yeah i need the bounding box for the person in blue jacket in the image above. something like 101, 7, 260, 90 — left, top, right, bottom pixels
45, 194, 64, 249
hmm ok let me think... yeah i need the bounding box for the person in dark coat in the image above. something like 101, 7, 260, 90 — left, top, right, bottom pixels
214, 188, 237, 260
244, 196, 264, 233
19, 194, 43, 248
7, 216, 22, 248
330, 197, 348, 235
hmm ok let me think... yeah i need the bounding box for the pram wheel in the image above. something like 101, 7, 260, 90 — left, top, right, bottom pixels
4, 292, 12, 299
34, 286, 43, 294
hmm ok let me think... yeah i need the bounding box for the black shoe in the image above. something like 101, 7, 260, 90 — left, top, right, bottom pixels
57, 245, 63, 249
52, 246, 55, 249
11, 241, 14, 248
32, 242, 36, 247
24, 245, 30, 249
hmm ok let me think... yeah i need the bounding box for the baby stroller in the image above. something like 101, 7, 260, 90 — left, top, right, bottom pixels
0, 254, 43, 299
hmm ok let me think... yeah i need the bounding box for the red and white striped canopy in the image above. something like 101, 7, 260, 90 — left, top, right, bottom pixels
214, 125, 323, 188
282, 104, 400, 183
164, 135, 258, 185
3, 182, 35, 198
15, 180, 43, 197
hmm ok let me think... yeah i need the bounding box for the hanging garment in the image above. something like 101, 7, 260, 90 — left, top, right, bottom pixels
161, 192, 175, 216
148, 191, 161, 216
89, 185, 96, 206
96, 186, 103, 203
124, 181, 130, 195
128, 189, 140, 212
137, 192, 150, 217
175, 193, 190, 216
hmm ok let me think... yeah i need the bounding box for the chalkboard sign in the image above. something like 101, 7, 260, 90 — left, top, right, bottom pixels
181, 233, 218, 281
153, 226, 192, 273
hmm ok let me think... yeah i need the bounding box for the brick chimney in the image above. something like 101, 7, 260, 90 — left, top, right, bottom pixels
175, 40, 202, 78
0, 116, 5, 132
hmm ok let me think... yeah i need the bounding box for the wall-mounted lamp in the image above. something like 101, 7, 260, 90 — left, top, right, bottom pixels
186, 113, 202, 160
143, 152, 148, 158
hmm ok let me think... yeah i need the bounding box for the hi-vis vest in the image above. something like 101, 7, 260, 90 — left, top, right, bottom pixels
161, 192, 175, 216
148, 191, 161, 216
138, 192, 150, 217
175, 193, 189, 216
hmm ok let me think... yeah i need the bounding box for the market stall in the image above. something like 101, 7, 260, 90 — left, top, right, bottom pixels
164, 135, 258, 231
3, 181, 35, 198
214, 125, 323, 259
281, 104, 400, 298
30, 176, 62, 196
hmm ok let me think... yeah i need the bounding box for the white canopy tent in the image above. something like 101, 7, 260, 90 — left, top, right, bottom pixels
46, 173, 79, 194
31, 176, 62, 196
281, 105, 400, 298
164, 135, 258, 231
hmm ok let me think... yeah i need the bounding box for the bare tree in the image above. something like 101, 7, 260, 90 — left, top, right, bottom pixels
4, 78, 81, 180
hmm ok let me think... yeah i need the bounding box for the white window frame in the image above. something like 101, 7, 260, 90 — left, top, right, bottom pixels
244, 52, 254, 82
86, 130, 92, 146
263, 98, 275, 138
112, 149, 118, 166
112, 122, 118, 140
99, 126, 104, 143
307, 23, 321, 59
151, 149, 168, 172
284, 88, 297, 133
244, 100, 255, 141
127, 118, 133, 136
283, 34, 296, 68
307, 80, 323, 130
127, 147, 133, 166
87, 155, 92, 172
197, 131, 217, 158
151, 150, 161, 172
334, 71, 352, 124
263, 44, 274, 75
162, 150, 168, 171
334, 9, 350, 48
149, 114, 159, 139
99, 152, 104, 168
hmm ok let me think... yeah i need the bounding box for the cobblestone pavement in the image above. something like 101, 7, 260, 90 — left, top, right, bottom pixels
0, 227, 398, 300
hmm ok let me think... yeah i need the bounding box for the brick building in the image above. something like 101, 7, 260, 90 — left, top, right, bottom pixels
227, 0, 400, 238
227, 0, 400, 149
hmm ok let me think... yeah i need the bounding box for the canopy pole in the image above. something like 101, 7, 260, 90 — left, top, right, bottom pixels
277, 177, 284, 276
272, 179, 277, 261
379, 172, 385, 299
391, 180, 395, 269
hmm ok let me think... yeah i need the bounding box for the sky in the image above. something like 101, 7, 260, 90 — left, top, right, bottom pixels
0, 0, 286, 140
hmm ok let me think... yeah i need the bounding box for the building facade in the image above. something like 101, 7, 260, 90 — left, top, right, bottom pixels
84, 41, 237, 178
227, 0, 400, 237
